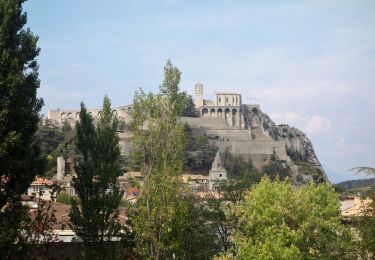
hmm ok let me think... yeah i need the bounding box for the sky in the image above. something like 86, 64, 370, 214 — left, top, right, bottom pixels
24, 0, 375, 182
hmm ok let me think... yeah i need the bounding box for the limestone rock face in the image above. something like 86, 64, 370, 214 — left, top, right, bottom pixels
243, 105, 328, 183
277, 125, 325, 174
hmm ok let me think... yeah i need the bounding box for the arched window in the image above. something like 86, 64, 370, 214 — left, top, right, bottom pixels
202, 108, 208, 116
217, 108, 223, 118
210, 108, 215, 117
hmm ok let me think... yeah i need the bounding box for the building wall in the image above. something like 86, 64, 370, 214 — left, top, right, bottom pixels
214, 139, 290, 162
27, 185, 53, 201
199, 106, 244, 128
48, 105, 133, 127
215, 93, 242, 107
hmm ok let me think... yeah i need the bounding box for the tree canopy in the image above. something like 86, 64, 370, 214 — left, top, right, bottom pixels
0, 0, 44, 256
226, 177, 355, 259
69, 96, 124, 257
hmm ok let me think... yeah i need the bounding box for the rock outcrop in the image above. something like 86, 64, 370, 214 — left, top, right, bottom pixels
244, 105, 328, 183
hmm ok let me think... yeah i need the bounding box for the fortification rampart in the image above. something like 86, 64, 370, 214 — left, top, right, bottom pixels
47, 105, 133, 127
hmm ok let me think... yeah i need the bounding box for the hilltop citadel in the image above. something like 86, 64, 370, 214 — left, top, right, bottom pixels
48, 83, 327, 183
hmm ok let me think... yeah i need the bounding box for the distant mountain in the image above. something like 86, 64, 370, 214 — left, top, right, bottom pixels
324, 167, 347, 184
335, 178, 375, 191
324, 166, 373, 184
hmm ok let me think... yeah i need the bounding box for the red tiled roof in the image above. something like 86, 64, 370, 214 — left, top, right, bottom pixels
127, 187, 140, 195
31, 176, 54, 186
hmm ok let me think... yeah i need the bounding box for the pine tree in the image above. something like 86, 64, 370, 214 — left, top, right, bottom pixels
69, 97, 123, 256
0, 0, 44, 256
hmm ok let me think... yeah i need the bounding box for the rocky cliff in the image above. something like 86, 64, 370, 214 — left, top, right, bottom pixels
243, 105, 328, 183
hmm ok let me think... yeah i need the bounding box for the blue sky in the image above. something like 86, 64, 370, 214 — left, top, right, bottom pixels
24, 0, 375, 182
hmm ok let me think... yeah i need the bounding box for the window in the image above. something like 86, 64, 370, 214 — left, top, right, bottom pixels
219, 97, 221, 103
219, 174, 222, 177
33, 186, 41, 192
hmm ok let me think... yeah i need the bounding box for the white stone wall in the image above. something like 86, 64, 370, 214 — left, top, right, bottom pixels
199, 106, 244, 128
215, 93, 242, 107
27, 185, 53, 201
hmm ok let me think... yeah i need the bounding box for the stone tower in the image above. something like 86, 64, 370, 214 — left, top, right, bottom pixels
194, 83, 204, 108
209, 151, 227, 190
56, 156, 65, 181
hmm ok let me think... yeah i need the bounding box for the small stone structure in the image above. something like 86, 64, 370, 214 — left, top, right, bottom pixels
56, 156, 65, 181
208, 151, 227, 190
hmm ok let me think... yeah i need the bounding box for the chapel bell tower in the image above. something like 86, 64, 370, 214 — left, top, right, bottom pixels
194, 83, 204, 108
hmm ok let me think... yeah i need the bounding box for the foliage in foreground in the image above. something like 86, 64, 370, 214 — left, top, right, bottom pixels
69, 97, 124, 258
223, 177, 355, 259
0, 0, 44, 257
351, 166, 375, 258
131, 61, 218, 259
131, 60, 186, 259
355, 186, 375, 258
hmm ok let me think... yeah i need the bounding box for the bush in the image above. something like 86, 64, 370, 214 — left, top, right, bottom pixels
56, 193, 79, 205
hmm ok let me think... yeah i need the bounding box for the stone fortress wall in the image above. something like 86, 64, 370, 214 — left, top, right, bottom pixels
48, 105, 133, 157
47, 105, 133, 127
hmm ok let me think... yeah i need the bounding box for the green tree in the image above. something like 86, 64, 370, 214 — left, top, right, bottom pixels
169, 194, 218, 259
205, 172, 261, 254
225, 177, 354, 259
356, 187, 375, 258
131, 60, 193, 259
0, 0, 44, 256
351, 167, 375, 258
181, 95, 198, 117
351, 167, 375, 176
222, 148, 258, 179
263, 151, 291, 180
184, 128, 217, 173
69, 97, 124, 257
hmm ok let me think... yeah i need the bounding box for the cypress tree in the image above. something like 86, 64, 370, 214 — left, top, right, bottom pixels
0, 0, 44, 256
69, 96, 123, 256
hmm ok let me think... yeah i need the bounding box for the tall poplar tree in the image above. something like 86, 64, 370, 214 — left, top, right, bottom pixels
0, 0, 44, 255
132, 61, 188, 259
69, 96, 123, 256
